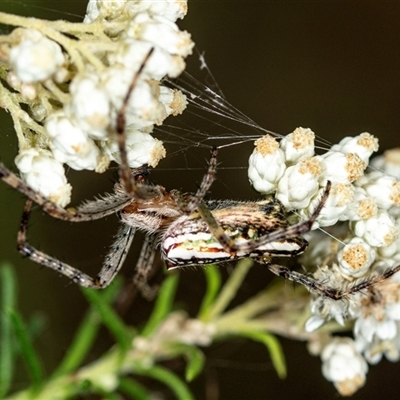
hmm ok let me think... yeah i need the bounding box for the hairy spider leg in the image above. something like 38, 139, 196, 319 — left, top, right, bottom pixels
268, 263, 400, 300
17, 199, 136, 288
116, 47, 155, 198
197, 181, 331, 253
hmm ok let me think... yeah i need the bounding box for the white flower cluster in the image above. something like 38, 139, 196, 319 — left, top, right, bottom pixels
248, 128, 400, 394
2, 0, 192, 206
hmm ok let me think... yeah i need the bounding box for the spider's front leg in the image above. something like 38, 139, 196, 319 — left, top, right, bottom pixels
0, 162, 133, 222
17, 199, 135, 288
268, 263, 400, 300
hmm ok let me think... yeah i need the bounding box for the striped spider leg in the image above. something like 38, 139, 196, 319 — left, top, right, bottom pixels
162, 181, 400, 301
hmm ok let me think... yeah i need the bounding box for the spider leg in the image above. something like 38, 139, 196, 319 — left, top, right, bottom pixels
17, 199, 135, 288
181, 147, 218, 214
197, 181, 332, 254
133, 233, 159, 299
116, 47, 155, 197
268, 263, 400, 300
236, 181, 331, 253
0, 162, 135, 221
134, 233, 157, 287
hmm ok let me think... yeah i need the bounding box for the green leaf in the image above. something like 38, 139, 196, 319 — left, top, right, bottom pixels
198, 266, 221, 320
184, 346, 205, 382
136, 365, 194, 400
238, 330, 286, 378
141, 273, 179, 336
10, 309, 45, 388
0, 262, 17, 398
81, 285, 131, 352
118, 377, 150, 399
206, 258, 253, 321
53, 279, 123, 378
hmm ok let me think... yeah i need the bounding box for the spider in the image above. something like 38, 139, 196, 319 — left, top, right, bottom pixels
1, 50, 399, 300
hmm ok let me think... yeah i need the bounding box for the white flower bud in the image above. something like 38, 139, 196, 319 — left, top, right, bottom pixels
248, 135, 285, 194
276, 156, 322, 209
361, 170, 400, 209
331, 132, 379, 163
15, 148, 71, 207
341, 187, 378, 221
84, 0, 127, 23
102, 66, 167, 125
125, 0, 188, 22
110, 40, 186, 80
158, 86, 187, 116
46, 113, 100, 171
338, 238, 376, 278
301, 183, 354, 227
67, 75, 111, 140
371, 148, 400, 179
279, 127, 315, 164
321, 151, 366, 184
126, 13, 193, 57
353, 212, 399, 247
321, 338, 368, 397
104, 128, 165, 168
9, 29, 64, 83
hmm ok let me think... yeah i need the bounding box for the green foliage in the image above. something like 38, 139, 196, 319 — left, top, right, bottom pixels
0, 259, 288, 399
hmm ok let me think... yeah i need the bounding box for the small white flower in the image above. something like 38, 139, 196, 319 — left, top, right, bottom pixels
84, 0, 127, 23
337, 238, 375, 278
248, 134, 285, 194
15, 148, 71, 207
67, 74, 111, 140
321, 151, 366, 184
353, 212, 399, 247
104, 128, 166, 168
102, 66, 167, 125
301, 183, 354, 227
276, 156, 322, 209
371, 148, 400, 179
126, 13, 193, 57
279, 127, 315, 164
341, 186, 378, 221
9, 29, 64, 83
331, 132, 379, 164
125, 0, 188, 22
110, 40, 186, 80
46, 112, 101, 171
321, 337, 368, 396
158, 86, 187, 117
361, 170, 400, 209
305, 264, 352, 330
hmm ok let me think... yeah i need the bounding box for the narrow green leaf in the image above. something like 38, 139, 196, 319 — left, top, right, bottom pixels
198, 266, 221, 320
183, 346, 205, 382
238, 330, 286, 378
10, 309, 45, 388
119, 377, 150, 399
141, 273, 179, 336
81, 286, 131, 352
207, 258, 253, 321
0, 263, 17, 398
136, 365, 194, 400
53, 279, 123, 378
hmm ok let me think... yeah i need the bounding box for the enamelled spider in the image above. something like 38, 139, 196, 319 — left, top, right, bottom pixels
1, 50, 400, 300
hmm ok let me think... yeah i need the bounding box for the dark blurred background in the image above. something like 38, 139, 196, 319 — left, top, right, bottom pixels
1, 1, 400, 399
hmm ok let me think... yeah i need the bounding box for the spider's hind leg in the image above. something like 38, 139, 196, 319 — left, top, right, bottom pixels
133, 233, 160, 300
17, 199, 135, 288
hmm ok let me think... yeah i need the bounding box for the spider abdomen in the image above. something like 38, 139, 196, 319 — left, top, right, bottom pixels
162, 199, 308, 268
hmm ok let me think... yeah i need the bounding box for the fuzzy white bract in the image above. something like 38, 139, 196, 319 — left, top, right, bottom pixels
1, 0, 193, 205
